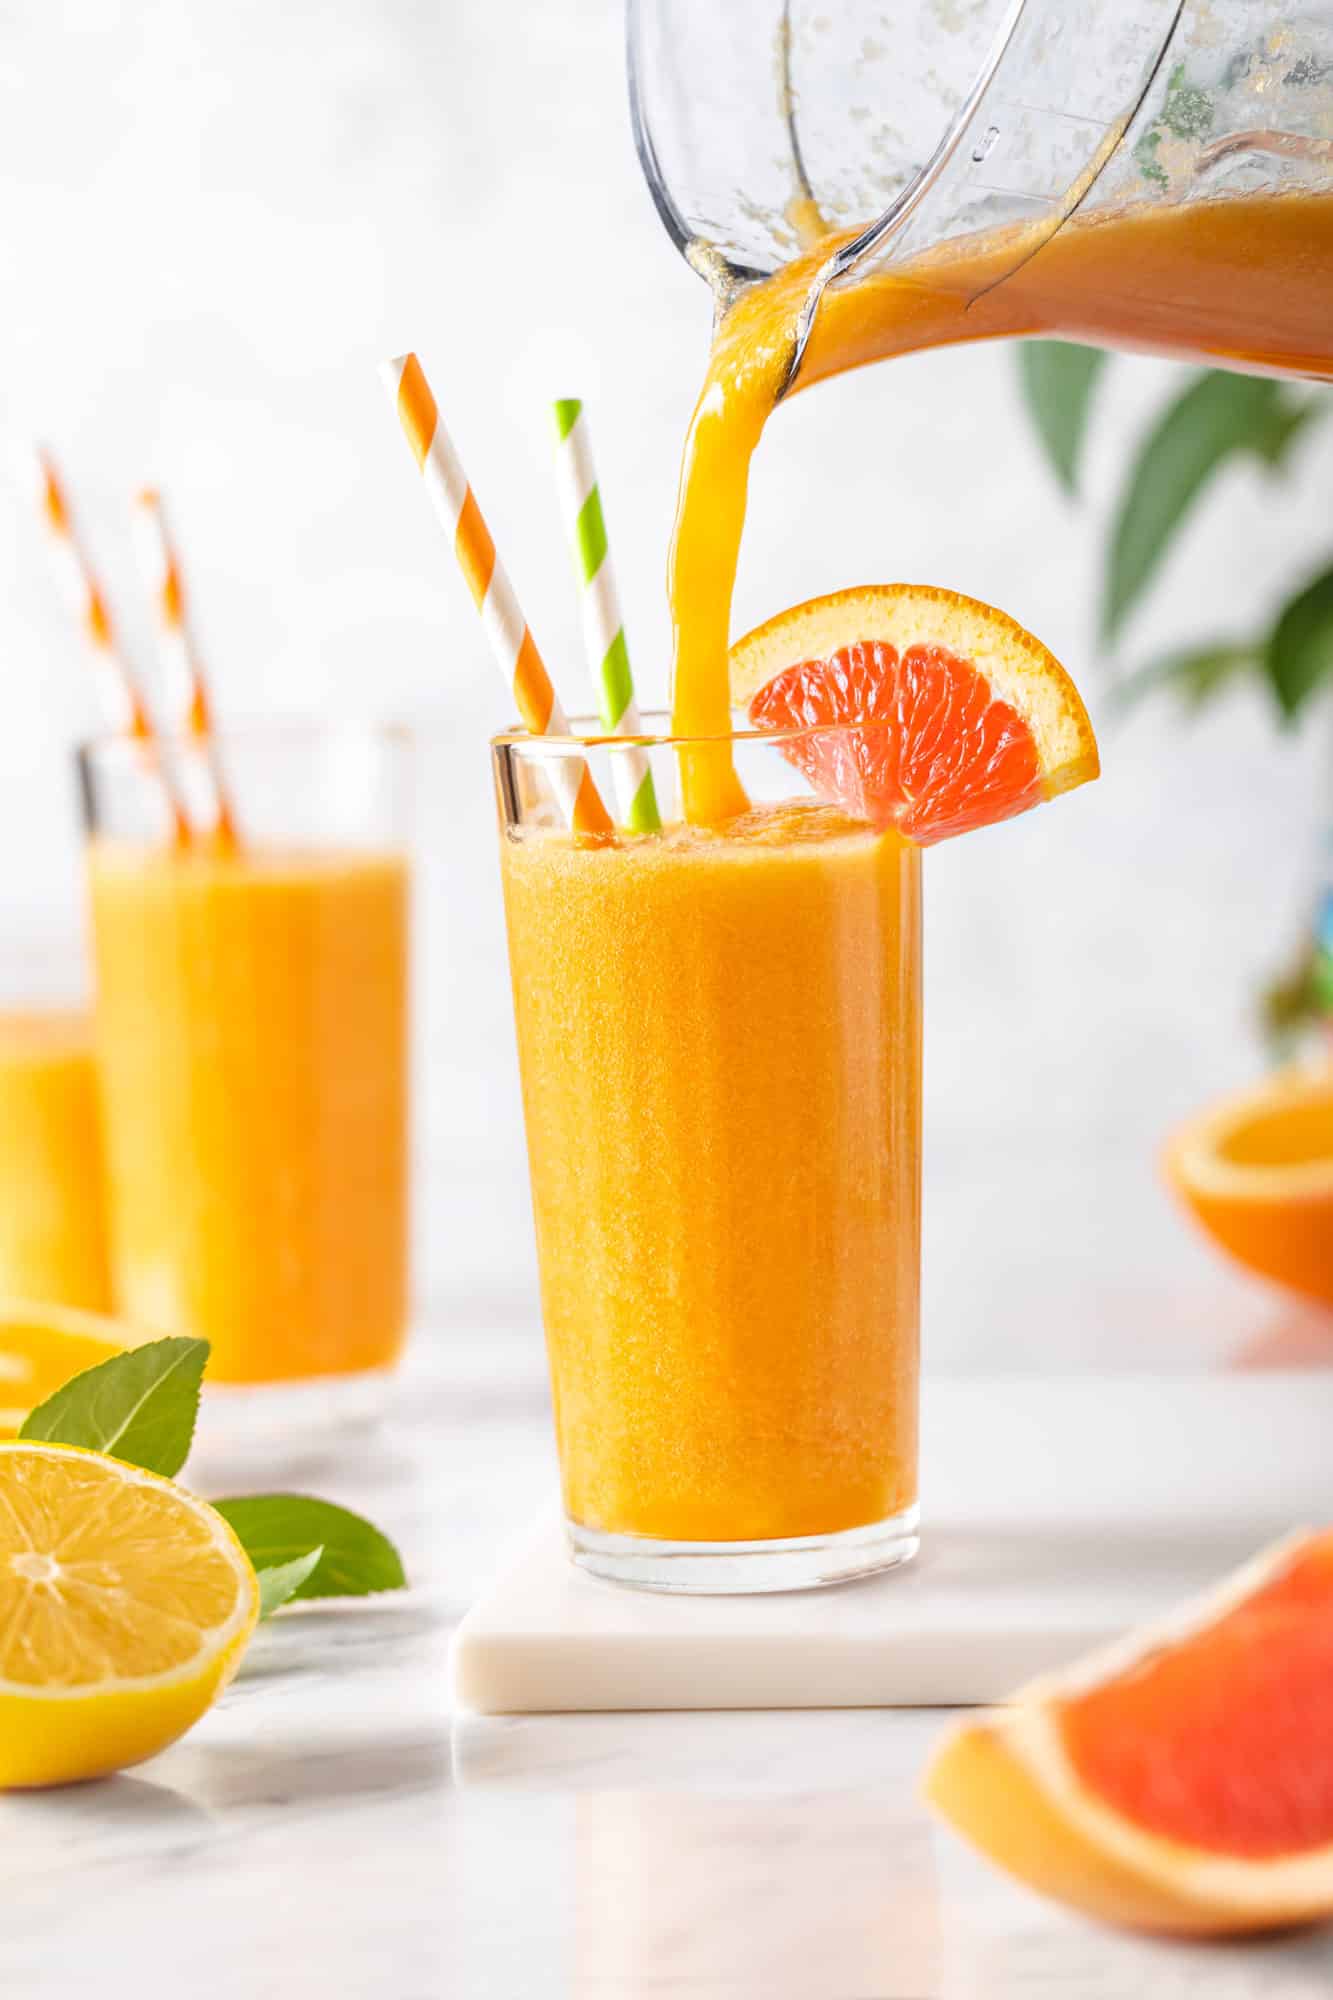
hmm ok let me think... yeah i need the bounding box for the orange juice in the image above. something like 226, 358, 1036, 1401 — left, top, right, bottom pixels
500, 801, 920, 1547
0, 1012, 111, 1311
670, 192, 1333, 819
88, 843, 409, 1385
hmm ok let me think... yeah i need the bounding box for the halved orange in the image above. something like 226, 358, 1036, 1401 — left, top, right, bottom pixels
925, 1530, 1333, 1936
731, 584, 1099, 844
0, 1301, 131, 1440
1164, 1068, 1333, 1307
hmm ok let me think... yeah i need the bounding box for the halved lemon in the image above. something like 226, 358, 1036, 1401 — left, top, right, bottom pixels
0, 1301, 131, 1440
925, 1529, 1333, 1936
730, 583, 1099, 844
0, 1441, 258, 1787
1165, 1067, 1333, 1308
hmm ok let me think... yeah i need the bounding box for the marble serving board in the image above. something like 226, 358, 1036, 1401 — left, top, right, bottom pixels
452, 1374, 1333, 1712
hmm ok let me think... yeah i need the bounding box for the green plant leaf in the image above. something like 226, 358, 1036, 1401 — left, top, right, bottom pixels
1016, 342, 1108, 493
19, 1337, 208, 1477
1260, 941, 1324, 1055
1103, 373, 1295, 643
1112, 640, 1259, 712
256, 1547, 324, 1620
212, 1495, 407, 1601
1266, 562, 1333, 722
1251, 394, 1327, 470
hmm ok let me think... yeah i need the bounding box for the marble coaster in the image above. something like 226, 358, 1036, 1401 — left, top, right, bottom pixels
451, 1374, 1333, 1713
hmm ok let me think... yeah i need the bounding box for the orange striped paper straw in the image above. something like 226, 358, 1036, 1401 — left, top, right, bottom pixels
132, 487, 238, 846
34, 448, 192, 843
379, 351, 612, 836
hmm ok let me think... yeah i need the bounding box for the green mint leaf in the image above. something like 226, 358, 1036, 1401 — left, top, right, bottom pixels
1103, 372, 1290, 643
1112, 640, 1259, 714
1016, 341, 1107, 494
1265, 562, 1333, 723
212, 1495, 407, 1601
20, 1337, 209, 1477
256, 1548, 324, 1620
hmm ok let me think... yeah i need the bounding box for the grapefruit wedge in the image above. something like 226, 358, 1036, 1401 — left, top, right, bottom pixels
731, 584, 1098, 844
925, 1530, 1333, 1936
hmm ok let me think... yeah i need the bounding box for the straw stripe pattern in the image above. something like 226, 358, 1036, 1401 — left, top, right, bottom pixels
382, 353, 611, 836
133, 489, 238, 845
35, 449, 148, 739
551, 399, 660, 831
34, 449, 192, 843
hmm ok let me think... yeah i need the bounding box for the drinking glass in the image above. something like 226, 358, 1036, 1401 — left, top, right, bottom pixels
0, 934, 110, 1316
494, 719, 921, 1592
78, 725, 412, 1451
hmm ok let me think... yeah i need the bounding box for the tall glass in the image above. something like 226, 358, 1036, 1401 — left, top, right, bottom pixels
78, 726, 411, 1445
494, 721, 921, 1592
0, 935, 110, 1315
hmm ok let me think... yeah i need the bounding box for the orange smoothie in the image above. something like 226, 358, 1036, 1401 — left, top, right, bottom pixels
670, 192, 1333, 820
500, 801, 920, 1543
88, 843, 409, 1385
0, 1012, 111, 1311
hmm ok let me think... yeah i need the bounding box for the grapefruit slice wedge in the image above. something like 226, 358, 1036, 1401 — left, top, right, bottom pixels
925, 1530, 1333, 1936
731, 584, 1098, 844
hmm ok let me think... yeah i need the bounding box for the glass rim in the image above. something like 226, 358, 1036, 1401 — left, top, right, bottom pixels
76, 719, 414, 774
491, 710, 899, 754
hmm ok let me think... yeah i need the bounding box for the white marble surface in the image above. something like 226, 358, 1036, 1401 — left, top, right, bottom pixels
5, 1322, 1333, 1998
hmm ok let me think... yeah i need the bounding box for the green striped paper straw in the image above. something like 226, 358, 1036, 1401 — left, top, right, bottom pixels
551, 398, 661, 831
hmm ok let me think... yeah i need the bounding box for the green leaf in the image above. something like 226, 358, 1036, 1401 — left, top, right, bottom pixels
1251, 394, 1328, 470
1103, 373, 1292, 642
256, 1547, 324, 1620
1016, 342, 1108, 494
1112, 640, 1259, 713
1265, 562, 1333, 722
20, 1337, 208, 1477
212, 1495, 407, 1601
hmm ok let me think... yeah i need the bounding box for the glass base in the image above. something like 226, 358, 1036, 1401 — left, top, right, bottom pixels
189, 1368, 395, 1482
565, 1504, 920, 1595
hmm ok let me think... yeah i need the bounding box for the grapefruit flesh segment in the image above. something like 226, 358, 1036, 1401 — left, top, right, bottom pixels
732, 583, 1097, 846
1060, 1536, 1333, 1861
748, 639, 1045, 844
924, 1530, 1333, 1936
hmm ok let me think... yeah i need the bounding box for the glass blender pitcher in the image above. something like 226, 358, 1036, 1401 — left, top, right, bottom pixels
629, 1, 1333, 387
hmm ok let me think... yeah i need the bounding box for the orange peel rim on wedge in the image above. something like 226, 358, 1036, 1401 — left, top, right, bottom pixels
924, 1530, 1333, 1937
729, 582, 1100, 802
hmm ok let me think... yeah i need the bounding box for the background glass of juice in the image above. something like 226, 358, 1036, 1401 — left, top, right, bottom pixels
78, 725, 412, 1449
0, 967, 111, 1314
494, 719, 921, 1592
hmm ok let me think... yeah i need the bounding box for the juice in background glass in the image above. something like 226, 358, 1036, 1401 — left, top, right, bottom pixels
80, 729, 411, 1402
496, 732, 921, 1591
0, 1011, 111, 1312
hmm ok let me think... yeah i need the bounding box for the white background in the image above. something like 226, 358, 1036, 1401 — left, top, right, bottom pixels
0, 0, 1327, 1368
